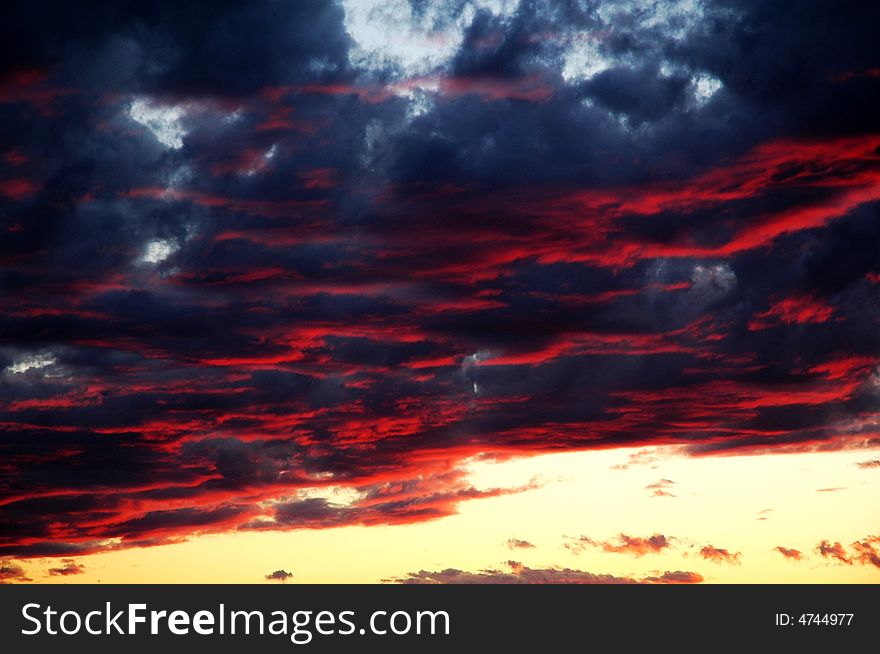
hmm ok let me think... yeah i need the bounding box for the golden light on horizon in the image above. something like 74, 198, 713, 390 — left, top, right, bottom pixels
15, 445, 880, 585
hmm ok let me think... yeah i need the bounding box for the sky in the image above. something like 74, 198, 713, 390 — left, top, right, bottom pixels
1, 0, 879, 585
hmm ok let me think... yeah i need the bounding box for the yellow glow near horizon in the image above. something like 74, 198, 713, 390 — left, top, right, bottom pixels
14, 446, 880, 584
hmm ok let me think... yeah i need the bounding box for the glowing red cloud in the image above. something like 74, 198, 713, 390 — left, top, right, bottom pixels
774, 546, 803, 560
0, 178, 40, 199
748, 294, 837, 330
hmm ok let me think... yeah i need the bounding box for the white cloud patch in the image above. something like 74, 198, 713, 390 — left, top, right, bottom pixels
462, 350, 493, 367
165, 163, 194, 190
342, 0, 520, 77
6, 354, 56, 375
399, 86, 436, 120
140, 239, 178, 265
562, 35, 617, 83
128, 98, 188, 149
596, 0, 705, 40
462, 350, 493, 395
294, 485, 364, 507
361, 119, 391, 169
564, 0, 707, 83
342, 0, 716, 125
222, 109, 244, 124
243, 144, 278, 177
691, 262, 736, 293
691, 72, 723, 106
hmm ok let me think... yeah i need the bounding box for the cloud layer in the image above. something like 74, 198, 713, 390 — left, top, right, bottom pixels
1, 0, 879, 557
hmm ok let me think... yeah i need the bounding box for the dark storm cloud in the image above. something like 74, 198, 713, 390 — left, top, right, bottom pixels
102, 505, 251, 540
1, 0, 351, 94
675, 0, 880, 137
248, 473, 538, 532
1, 0, 878, 555
0, 541, 106, 558
581, 66, 690, 124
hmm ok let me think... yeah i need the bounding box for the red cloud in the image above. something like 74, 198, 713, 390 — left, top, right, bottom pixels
816, 536, 880, 569
4, 150, 26, 165
748, 294, 836, 331
3, 119, 880, 559
774, 546, 803, 561
833, 68, 880, 82
0, 68, 73, 114
567, 533, 673, 557
645, 479, 677, 498
300, 168, 336, 190
851, 537, 880, 569
698, 545, 741, 565
0, 178, 40, 200
643, 570, 704, 584
0, 561, 31, 583
816, 540, 852, 564
292, 73, 555, 105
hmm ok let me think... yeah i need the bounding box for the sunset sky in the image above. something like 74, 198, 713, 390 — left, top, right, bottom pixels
1, 0, 879, 585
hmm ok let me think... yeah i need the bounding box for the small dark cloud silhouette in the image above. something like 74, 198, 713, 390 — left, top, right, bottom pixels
643, 570, 704, 584
48, 559, 85, 576
610, 449, 660, 471
0, 561, 31, 583
265, 569, 293, 582
505, 538, 535, 550
387, 560, 703, 584
645, 479, 676, 498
